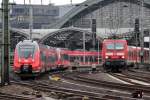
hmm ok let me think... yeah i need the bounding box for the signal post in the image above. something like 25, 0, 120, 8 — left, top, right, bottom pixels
1, 0, 10, 86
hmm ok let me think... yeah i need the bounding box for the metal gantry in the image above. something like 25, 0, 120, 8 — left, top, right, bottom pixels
29, 0, 33, 40
139, 0, 144, 63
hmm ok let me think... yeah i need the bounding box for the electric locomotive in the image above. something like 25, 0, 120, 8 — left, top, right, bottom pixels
102, 39, 128, 71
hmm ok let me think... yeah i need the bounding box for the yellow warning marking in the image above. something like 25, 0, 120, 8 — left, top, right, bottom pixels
49, 75, 61, 81
82, 96, 89, 100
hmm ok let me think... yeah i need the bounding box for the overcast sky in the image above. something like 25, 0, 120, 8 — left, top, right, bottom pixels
0, 0, 86, 5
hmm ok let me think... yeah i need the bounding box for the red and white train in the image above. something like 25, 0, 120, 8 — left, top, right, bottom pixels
14, 39, 149, 75
13, 40, 57, 76
102, 39, 149, 71
68, 50, 100, 65
13, 40, 100, 77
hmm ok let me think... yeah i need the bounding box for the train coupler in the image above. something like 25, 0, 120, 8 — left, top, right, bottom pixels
132, 90, 143, 98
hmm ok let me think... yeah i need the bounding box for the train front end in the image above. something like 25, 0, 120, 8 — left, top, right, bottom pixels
13, 40, 40, 75
102, 39, 128, 71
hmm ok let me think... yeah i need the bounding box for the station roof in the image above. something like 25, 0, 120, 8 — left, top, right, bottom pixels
39, 27, 103, 50
47, 0, 150, 29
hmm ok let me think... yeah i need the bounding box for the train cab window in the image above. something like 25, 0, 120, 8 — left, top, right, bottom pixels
115, 43, 124, 50
19, 45, 35, 59
106, 44, 114, 50
106, 43, 124, 50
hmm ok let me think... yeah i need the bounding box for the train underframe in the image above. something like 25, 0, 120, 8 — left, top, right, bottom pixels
15, 64, 69, 79
14, 64, 42, 80
103, 60, 127, 72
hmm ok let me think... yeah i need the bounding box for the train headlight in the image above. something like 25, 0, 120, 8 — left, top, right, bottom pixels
18, 59, 21, 63
121, 56, 125, 59
105, 56, 109, 59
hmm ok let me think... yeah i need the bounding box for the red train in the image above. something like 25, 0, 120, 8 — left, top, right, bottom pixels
68, 50, 100, 66
13, 40, 100, 77
102, 39, 149, 72
128, 46, 149, 65
55, 48, 70, 69
13, 40, 57, 77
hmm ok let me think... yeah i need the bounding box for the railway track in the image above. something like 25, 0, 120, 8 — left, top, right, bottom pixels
129, 69, 150, 75
38, 79, 136, 99
0, 92, 34, 100
121, 71, 150, 84
62, 73, 150, 99
11, 80, 138, 100
11, 80, 108, 100
110, 73, 150, 86
9, 69, 150, 99
128, 69, 150, 80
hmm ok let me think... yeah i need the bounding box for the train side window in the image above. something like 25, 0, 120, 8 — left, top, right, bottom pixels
95, 56, 98, 62
70, 56, 74, 62
62, 54, 69, 60
48, 56, 51, 63
78, 56, 81, 62
40, 51, 46, 62
81, 56, 83, 62
128, 51, 130, 59
91, 56, 93, 62
85, 56, 88, 62
40, 51, 43, 61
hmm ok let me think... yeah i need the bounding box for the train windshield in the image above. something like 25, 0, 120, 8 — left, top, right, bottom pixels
115, 43, 124, 50
106, 44, 114, 49
19, 45, 35, 59
106, 43, 124, 50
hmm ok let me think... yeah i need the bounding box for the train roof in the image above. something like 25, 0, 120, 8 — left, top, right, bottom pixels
68, 50, 99, 56
128, 46, 149, 50
17, 40, 38, 46
103, 39, 127, 43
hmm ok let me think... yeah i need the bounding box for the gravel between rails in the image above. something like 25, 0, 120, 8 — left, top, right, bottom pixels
0, 92, 34, 100
62, 73, 150, 99
11, 80, 138, 100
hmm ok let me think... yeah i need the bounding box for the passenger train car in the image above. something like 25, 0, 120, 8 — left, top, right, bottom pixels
102, 39, 149, 72
13, 40, 58, 77
13, 40, 101, 78
68, 50, 100, 69
55, 48, 70, 69
128, 46, 149, 65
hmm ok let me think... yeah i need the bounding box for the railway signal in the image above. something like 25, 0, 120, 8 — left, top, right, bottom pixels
134, 18, 140, 46
91, 19, 96, 49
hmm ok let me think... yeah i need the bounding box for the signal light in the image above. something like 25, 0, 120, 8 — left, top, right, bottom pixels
134, 18, 139, 32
